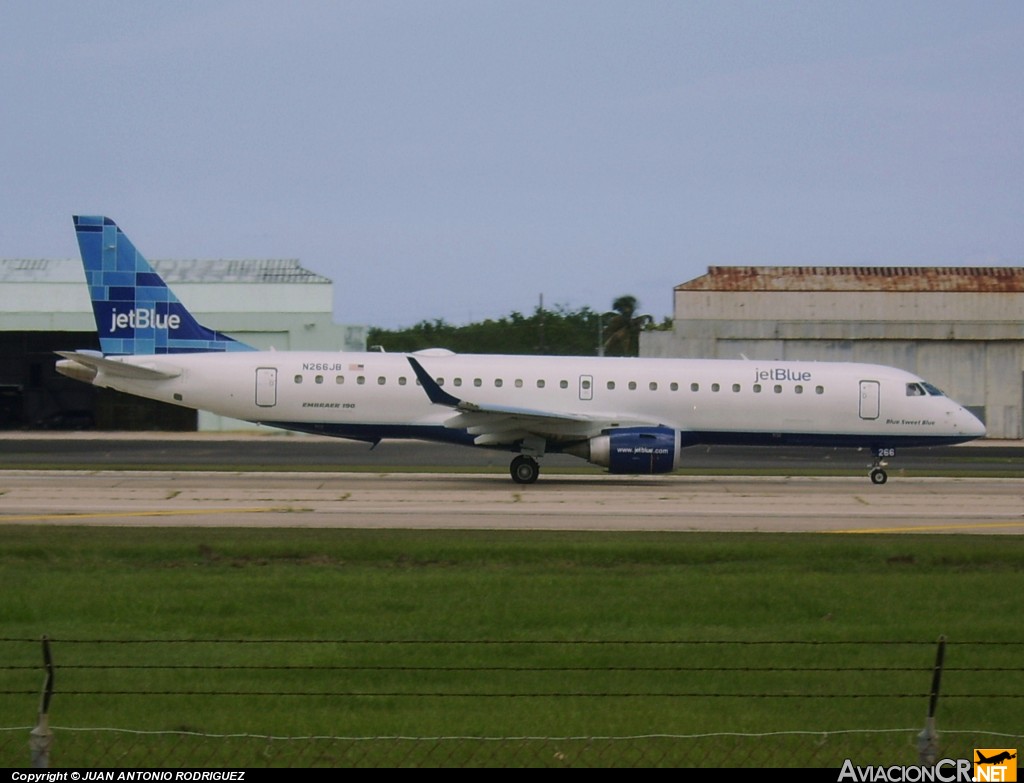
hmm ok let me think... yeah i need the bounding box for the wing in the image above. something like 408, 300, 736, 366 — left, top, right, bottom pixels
407, 356, 657, 447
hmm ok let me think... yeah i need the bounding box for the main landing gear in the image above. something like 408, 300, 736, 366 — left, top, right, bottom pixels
510, 455, 540, 484
869, 447, 895, 485
510, 437, 546, 485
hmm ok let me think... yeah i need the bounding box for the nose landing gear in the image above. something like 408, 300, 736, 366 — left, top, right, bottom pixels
869, 447, 894, 485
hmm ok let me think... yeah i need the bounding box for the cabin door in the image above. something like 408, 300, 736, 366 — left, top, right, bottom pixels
579, 375, 594, 401
858, 380, 880, 420
255, 367, 278, 407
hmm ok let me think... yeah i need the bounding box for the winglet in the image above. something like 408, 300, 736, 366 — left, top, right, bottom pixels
72, 215, 254, 356
407, 356, 462, 407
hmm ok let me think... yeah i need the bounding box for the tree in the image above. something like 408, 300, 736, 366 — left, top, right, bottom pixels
367, 304, 605, 356
602, 295, 654, 357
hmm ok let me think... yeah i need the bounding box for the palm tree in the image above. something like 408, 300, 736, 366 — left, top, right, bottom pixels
602, 295, 653, 356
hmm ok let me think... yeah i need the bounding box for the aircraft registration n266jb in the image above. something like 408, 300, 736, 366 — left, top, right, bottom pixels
56, 216, 986, 485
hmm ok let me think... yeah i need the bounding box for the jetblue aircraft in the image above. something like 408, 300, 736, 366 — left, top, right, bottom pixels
57, 216, 986, 484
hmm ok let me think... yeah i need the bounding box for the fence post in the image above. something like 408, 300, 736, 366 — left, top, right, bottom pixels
29, 635, 54, 769
917, 635, 945, 765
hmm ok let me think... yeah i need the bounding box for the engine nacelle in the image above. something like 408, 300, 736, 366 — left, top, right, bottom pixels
567, 426, 682, 474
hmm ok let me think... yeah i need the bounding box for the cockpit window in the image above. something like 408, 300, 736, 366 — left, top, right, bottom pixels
908, 381, 945, 397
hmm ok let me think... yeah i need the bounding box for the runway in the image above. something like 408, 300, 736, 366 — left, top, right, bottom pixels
2, 470, 1022, 534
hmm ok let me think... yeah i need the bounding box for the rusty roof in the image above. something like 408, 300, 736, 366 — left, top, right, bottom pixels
677, 266, 1024, 293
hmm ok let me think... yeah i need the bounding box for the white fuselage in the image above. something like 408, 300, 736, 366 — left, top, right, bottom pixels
80, 350, 985, 452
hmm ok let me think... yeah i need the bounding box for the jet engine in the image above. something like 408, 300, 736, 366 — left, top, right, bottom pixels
566, 426, 682, 474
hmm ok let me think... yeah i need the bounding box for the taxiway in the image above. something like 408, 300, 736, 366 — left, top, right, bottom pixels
2, 470, 1022, 534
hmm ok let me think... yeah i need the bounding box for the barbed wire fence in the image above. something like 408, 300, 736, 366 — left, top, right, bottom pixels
2, 637, 1020, 768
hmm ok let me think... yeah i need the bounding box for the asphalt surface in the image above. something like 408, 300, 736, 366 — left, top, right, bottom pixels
2, 434, 1021, 533
3, 470, 1023, 533
0, 432, 1021, 476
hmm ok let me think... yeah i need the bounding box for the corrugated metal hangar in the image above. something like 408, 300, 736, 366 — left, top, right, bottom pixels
0, 258, 366, 430
642, 266, 1024, 439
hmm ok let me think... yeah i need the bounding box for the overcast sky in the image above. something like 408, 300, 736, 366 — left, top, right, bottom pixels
2, 1, 1022, 329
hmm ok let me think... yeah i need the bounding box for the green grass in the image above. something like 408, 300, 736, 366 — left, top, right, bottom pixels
1, 527, 1021, 765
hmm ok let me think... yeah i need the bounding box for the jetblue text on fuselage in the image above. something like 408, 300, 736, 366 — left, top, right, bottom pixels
754, 367, 812, 383
109, 307, 181, 332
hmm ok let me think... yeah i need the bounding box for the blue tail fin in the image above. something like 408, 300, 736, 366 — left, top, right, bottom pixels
73, 215, 254, 355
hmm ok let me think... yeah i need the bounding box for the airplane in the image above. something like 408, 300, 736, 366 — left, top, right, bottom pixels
56, 215, 987, 485
977, 751, 1016, 765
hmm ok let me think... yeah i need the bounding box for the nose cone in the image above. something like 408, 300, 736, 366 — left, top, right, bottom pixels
959, 407, 986, 439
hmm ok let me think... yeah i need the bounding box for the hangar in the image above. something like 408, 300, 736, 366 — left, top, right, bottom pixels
0, 257, 365, 431
641, 266, 1024, 439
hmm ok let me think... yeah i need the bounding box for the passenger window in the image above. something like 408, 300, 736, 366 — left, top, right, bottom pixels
732, 383, 740, 393
774, 385, 782, 393
690, 383, 699, 392
607, 381, 616, 390
560, 380, 568, 389
357, 376, 366, 385
537, 380, 545, 389
815, 386, 824, 395
495, 379, 503, 388
454, 378, 462, 387
294, 375, 303, 384
335, 375, 344, 385
753, 384, 761, 393
377, 376, 386, 385
474, 378, 482, 387
670, 382, 678, 391
711, 383, 720, 392
795, 385, 803, 394
315, 375, 324, 384
628, 381, 637, 391
582, 379, 592, 390
398, 377, 407, 386
515, 379, 523, 388
649, 382, 658, 391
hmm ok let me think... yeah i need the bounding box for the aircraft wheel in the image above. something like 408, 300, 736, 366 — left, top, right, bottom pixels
510, 455, 540, 484
870, 468, 888, 485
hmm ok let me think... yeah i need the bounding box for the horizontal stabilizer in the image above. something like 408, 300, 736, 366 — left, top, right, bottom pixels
55, 351, 182, 381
